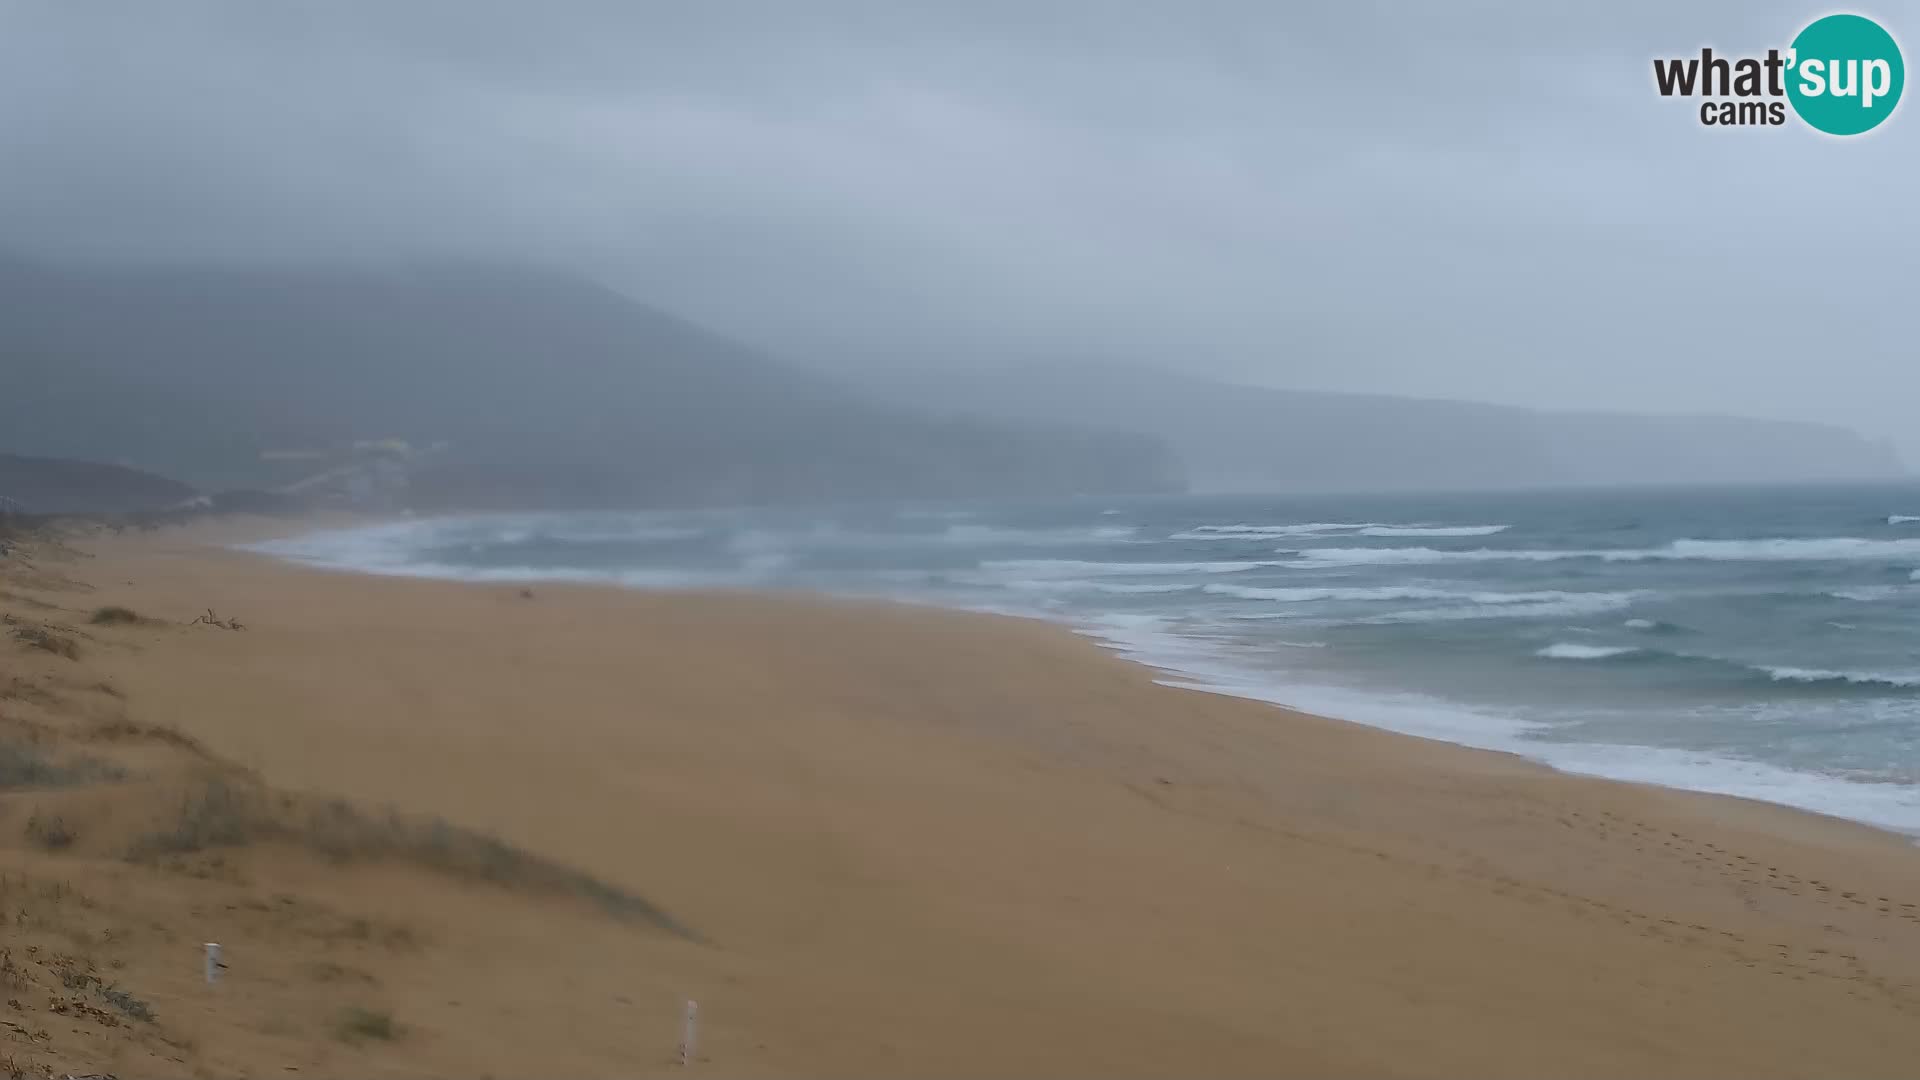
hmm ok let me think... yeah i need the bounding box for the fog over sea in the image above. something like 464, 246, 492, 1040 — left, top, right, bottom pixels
260, 484, 1920, 833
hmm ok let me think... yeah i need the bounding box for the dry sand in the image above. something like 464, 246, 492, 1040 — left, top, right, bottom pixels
7, 519, 1920, 1076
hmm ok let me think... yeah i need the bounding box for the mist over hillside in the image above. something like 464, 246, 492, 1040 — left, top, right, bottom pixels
0, 452, 197, 515
4, 254, 1902, 510
847, 362, 1907, 494
0, 257, 1181, 507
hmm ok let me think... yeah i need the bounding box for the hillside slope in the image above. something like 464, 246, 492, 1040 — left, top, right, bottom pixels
0, 452, 198, 515
849, 362, 1907, 493
0, 258, 1181, 505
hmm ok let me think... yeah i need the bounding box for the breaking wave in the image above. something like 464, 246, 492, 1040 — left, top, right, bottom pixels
1361, 593, 1638, 622
1537, 643, 1641, 660
1287, 536, 1920, 567
1533, 643, 1920, 691
1172, 522, 1379, 539
1356, 524, 1509, 537
1201, 583, 1621, 606
1828, 586, 1904, 602
1173, 522, 1508, 540
979, 558, 1284, 578
997, 579, 1200, 596
1623, 618, 1693, 634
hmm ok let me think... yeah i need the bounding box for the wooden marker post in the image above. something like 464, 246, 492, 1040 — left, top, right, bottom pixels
680, 999, 698, 1066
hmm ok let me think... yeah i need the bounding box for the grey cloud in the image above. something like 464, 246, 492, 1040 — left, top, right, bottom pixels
3, 1, 1915, 454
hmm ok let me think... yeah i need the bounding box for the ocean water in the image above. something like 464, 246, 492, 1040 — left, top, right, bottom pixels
257, 484, 1920, 833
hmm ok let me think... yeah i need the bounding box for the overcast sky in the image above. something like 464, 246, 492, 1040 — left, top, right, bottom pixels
4, 2, 1916, 453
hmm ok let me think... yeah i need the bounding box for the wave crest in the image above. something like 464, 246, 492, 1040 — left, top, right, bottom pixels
1173, 522, 1377, 539
1537, 643, 1641, 660
1289, 536, 1920, 567
981, 558, 1282, 578
1174, 522, 1507, 540
1202, 584, 1620, 606
1533, 644, 1920, 690
1828, 586, 1903, 602
1762, 666, 1920, 689
1356, 524, 1509, 537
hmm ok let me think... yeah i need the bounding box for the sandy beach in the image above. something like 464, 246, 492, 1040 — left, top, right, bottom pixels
7, 520, 1920, 1077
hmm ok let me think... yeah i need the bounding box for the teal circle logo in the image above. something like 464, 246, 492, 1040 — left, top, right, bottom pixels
1787, 14, 1904, 135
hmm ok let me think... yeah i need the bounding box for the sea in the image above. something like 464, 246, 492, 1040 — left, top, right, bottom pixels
256, 484, 1920, 834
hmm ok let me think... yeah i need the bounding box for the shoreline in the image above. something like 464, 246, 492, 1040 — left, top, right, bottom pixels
255, 513, 1920, 841
18, 516, 1920, 1075
145, 520, 1920, 864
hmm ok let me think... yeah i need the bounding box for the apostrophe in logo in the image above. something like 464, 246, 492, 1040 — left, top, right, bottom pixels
1786, 14, 1903, 134
1653, 13, 1903, 135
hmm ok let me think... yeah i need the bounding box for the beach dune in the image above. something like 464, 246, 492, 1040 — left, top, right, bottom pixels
7, 524, 1920, 1076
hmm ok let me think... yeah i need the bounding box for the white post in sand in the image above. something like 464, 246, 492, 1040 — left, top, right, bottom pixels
204, 942, 222, 985
680, 999, 698, 1066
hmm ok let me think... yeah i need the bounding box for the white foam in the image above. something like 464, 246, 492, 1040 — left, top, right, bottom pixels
252, 520, 442, 572
1205, 583, 1453, 602
1661, 537, 1920, 561
1201, 583, 1626, 608
305, 557, 728, 590
999, 579, 1200, 596
1067, 612, 1222, 673
1890, 515, 1920, 525
1072, 616, 1920, 835
251, 519, 765, 589
1761, 666, 1920, 689
1173, 523, 1379, 540
344, 513, 705, 548
1529, 741, 1920, 835
1356, 524, 1509, 537
1828, 586, 1903, 602
980, 558, 1282, 578
722, 521, 1134, 556
1284, 546, 1582, 566
1623, 618, 1657, 629
1362, 593, 1638, 623
1173, 522, 1507, 540
1537, 642, 1640, 660
1289, 536, 1920, 567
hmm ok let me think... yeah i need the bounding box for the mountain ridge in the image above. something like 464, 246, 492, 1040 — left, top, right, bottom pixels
0, 257, 1182, 505
842, 361, 1907, 494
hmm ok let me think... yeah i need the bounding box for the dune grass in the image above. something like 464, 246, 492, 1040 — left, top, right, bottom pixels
0, 739, 122, 791
88, 605, 147, 626
128, 774, 701, 940
10, 624, 80, 660
335, 1006, 398, 1042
